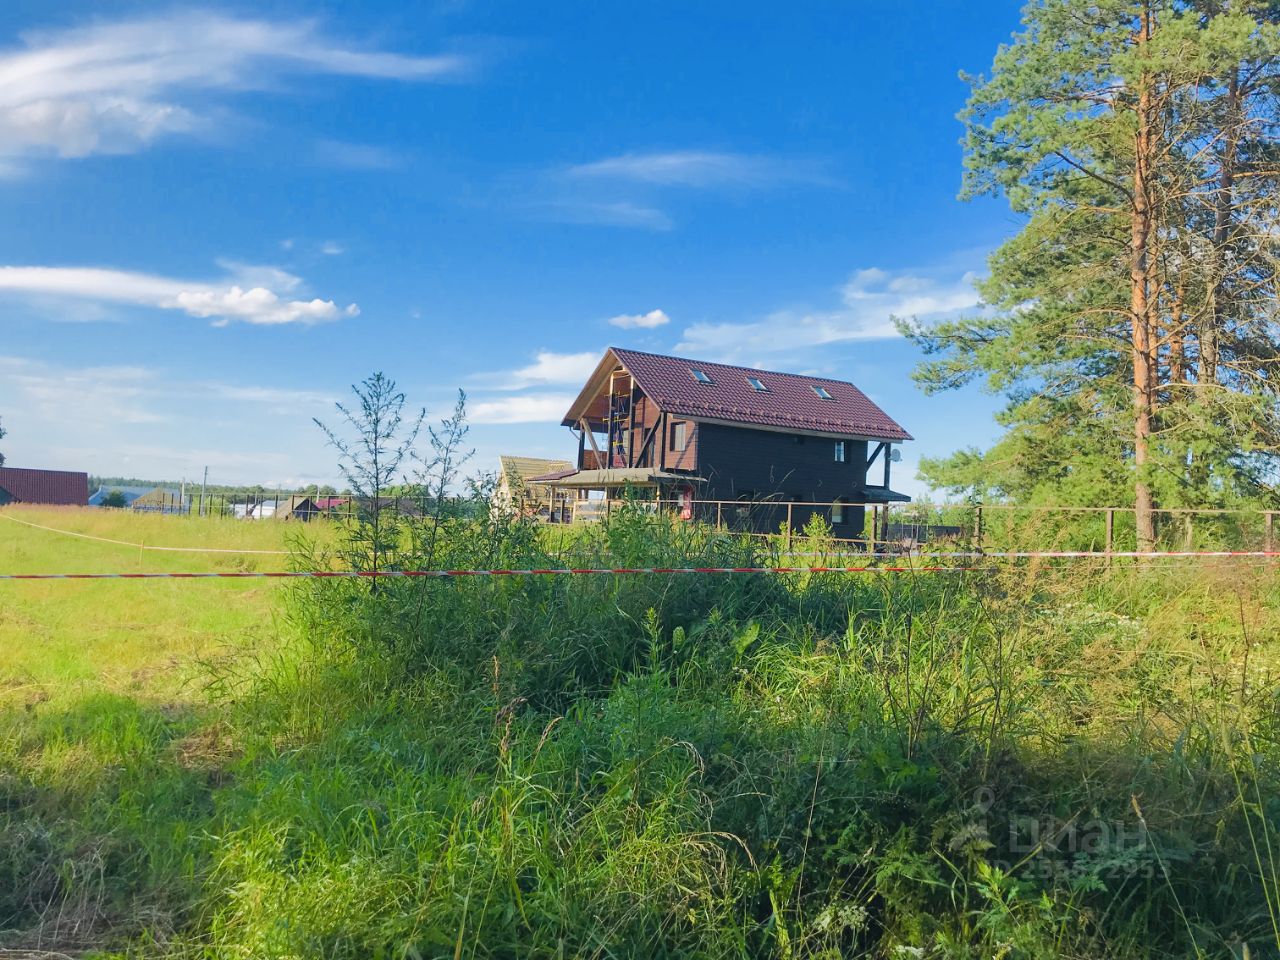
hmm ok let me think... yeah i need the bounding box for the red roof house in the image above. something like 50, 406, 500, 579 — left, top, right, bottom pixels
538, 347, 912, 532
0, 467, 90, 506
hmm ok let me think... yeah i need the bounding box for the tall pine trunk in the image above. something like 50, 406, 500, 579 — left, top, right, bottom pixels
1130, 6, 1158, 550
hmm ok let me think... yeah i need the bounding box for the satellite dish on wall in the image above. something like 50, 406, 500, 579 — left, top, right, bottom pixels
890, 448, 902, 463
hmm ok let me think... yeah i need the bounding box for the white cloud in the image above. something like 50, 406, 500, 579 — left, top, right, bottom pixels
500, 350, 600, 389
320, 241, 346, 256
314, 139, 407, 171
0, 356, 163, 427
0, 354, 345, 481
607, 309, 670, 329
0, 12, 471, 165
468, 393, 576, 424
675, 266, 981, 362
0, 263, 358, 326
465, 349, 600, 425
531, 199, 673, 231
567, 150, 829, 189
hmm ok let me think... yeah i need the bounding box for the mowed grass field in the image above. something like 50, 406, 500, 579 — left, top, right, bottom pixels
0, 506, 329, 707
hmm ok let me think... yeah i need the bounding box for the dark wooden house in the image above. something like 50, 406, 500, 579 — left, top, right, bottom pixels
536, 347, 911, 533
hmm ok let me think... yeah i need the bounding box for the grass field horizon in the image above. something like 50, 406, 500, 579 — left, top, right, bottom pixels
2, 502, 1279, 958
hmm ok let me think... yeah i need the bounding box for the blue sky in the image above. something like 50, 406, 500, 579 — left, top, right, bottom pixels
0, 1, 1025, 496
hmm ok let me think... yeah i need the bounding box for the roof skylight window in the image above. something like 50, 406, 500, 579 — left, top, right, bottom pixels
690, 368, 713, 384
812, 385, 834, 400
747, 377, 768, 392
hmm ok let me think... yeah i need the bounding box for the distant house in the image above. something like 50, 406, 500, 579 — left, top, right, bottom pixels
89, 484, 154, 508
277, 495, 321, 521
496, 456, 573, 519
539, 347, 912, 533
233, 499, 279, 520
130, 487, 188, 515
0, 467, 89, 506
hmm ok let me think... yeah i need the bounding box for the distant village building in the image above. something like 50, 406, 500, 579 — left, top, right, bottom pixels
130, 487, 189, 515
276, 495, 321, 521
0, 467, 89, 506
536, 347, 912, 532
495, 456, 573, 519
89, 484, 154, 508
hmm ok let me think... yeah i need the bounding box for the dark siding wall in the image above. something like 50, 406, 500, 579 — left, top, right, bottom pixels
694, 423, 868, 533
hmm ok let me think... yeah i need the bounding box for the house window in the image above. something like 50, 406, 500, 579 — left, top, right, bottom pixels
832, 498, 846, 525
670, 421, 688, 452
690, 368, 713, 385
833, 441, 846, 463
747, 376, 768, 392
812, 385, 834, 400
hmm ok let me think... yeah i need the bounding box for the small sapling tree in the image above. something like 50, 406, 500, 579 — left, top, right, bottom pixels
315, 373, 425, 584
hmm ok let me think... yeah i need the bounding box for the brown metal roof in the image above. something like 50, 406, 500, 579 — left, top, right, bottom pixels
0, 467, 89, 506
562, 347, 912, 442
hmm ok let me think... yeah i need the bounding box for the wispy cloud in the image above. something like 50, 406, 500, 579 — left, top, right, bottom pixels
314, 139, 408, 171
675, 266, 981, 363
472, 350, 600, 390
607, 309, 670, 329
529, 199, 673, 231
468, 393, 575, 424
0, 12, 472, 167
567, 150, 831, 189
0, 354, 344, 481
464, 349, 600, 425
0, 262, 359, 326
0, 356, 164, 427
320, 241, 346, 256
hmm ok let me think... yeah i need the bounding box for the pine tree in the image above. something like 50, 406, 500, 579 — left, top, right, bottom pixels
904, 0, 1280, 546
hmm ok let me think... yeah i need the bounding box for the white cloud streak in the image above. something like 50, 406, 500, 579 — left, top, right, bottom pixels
0, 263, 358, 326
496, 350, 600, 389
675, 266, 981, 362
607, 309, 670, 329
468, 393, 576, 424
0, 12, 471, 164
531, 199, 673, 231
568, 150, 830, 189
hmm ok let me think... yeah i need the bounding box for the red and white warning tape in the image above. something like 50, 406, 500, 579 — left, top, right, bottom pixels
0, 565, 978, 581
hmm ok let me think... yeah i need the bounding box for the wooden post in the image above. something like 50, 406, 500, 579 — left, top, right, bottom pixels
1105, 508, 1114, 564
1184, 512, 1194, 550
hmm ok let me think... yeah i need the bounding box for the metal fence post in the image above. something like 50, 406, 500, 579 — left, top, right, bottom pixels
974, 504, 983, 552
1105, 508, 1114, 565
785, 502, 793, 552
716, 501, 723, 530
1267, 512, 1274, 554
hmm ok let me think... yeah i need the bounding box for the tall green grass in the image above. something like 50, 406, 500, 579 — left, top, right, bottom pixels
2, 504, 1278, 957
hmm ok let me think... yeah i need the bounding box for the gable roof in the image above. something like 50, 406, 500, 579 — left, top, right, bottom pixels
563, 347, 912, 442
499, 456, 573, 485
0, 467, 89, 506
88, 484, 155, 506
